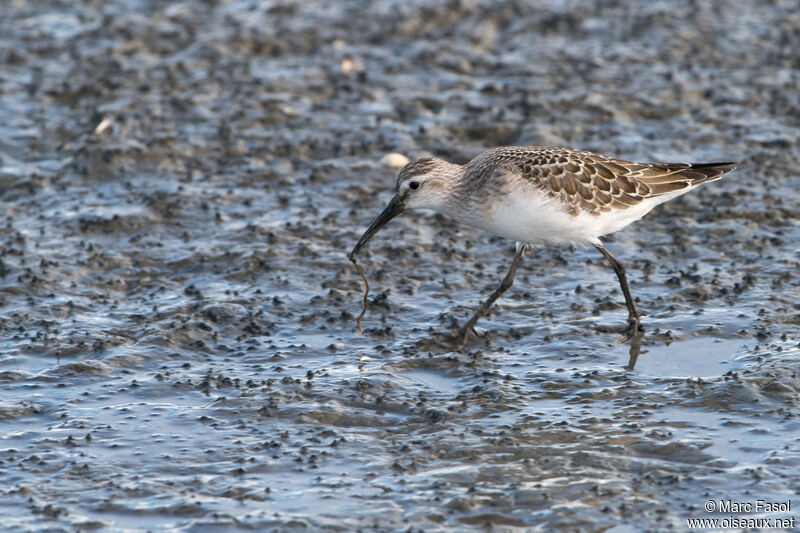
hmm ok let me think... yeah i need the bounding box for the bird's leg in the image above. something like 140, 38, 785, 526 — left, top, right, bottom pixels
459, 242, 527, 343
593, 243, 642, 333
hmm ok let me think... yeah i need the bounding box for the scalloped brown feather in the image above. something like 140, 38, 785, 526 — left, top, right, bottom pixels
463, 147, 736, 217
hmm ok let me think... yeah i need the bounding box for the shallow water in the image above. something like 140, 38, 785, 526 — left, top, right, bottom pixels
2, 0, 800, 531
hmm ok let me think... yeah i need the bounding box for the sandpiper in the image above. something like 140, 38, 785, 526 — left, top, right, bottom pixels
350, 146, 736, 342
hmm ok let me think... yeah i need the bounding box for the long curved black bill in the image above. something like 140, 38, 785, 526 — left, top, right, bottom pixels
349, 195, 404, 260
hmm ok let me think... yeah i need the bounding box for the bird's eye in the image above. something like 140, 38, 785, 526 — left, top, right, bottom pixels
409, 181, 420, 190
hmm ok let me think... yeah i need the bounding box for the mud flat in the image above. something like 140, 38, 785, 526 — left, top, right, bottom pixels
1, 0, 799, 531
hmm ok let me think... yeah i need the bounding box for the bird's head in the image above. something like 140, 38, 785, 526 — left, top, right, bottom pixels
394, 157, 453, 210
349, 157, 460, 260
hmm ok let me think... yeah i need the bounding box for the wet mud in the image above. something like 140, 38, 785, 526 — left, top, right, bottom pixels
1, 0, 799, 531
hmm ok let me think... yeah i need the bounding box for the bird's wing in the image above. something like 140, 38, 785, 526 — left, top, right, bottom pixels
474, 147, 735, 217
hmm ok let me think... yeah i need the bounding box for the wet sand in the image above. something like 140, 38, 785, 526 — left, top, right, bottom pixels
1, 0, 799, 531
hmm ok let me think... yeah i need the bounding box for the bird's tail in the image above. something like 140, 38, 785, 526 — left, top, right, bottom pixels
637, 161, 737, 196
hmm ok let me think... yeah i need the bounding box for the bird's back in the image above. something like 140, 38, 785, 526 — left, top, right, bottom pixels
457, 146, 736, 245
464, 146, 736, 217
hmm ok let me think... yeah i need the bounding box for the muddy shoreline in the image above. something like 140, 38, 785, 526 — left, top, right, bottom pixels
1, 1, 799, 531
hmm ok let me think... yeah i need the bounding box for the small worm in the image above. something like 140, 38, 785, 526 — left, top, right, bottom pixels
350, 257, 369, 335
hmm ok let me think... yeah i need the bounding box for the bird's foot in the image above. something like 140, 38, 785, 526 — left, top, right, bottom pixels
455, 325, 481, 346
622, 316, 644, 337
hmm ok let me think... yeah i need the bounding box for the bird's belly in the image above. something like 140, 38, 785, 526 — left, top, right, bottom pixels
473, 193, 596, 245
470, 192, 658, 246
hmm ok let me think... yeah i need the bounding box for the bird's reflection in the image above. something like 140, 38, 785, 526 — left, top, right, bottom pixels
624, 330, 646, 371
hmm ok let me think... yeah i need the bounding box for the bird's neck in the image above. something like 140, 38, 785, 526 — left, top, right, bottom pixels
432, 162, 488, 224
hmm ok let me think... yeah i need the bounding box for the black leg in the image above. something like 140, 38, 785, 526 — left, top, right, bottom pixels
459, 242, 527, 343
594, 243, 642, 332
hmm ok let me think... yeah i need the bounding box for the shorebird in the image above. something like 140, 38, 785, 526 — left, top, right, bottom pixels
350, 146, 736, 342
